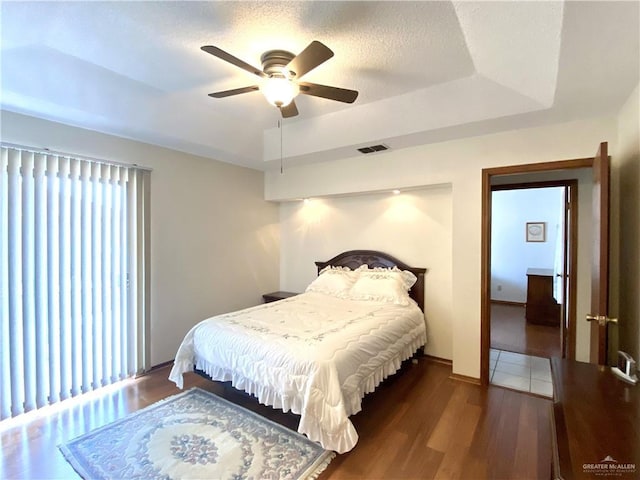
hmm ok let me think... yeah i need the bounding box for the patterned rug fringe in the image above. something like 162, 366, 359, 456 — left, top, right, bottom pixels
302, 451, 337, 479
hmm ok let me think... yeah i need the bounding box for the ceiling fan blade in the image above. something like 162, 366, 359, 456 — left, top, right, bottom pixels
201, 46, 267, 78
280, 100, 299, 118
208, 86, 259, 98
285, 41, 334, 78
298, 82, 359, 103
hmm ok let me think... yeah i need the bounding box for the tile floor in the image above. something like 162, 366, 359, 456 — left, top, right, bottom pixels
490, 349, 554, 398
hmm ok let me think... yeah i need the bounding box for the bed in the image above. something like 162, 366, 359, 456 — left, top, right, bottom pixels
169, 250, 427, 453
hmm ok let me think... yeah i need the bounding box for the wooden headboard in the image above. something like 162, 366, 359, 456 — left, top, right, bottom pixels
315, 250, 427, 312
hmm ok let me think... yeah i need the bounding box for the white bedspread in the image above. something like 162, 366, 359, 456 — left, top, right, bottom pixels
169, 291, 426, 453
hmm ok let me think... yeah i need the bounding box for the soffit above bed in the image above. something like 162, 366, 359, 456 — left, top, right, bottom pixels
1, 1, 638, 171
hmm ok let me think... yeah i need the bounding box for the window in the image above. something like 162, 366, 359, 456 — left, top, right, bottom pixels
0, 145, 150, 420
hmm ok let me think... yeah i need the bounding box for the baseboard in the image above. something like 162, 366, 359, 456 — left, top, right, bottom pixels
449, 373, 482, 385
491, 299, 525, 307
422, 354, 479, 383
423, 354, 453, 366
139, 360, 174, 376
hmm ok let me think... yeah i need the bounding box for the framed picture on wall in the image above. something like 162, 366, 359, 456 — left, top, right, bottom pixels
526, 222, 546, 242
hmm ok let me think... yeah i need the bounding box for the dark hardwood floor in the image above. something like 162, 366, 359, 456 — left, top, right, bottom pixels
491, 303, 561, 358
1, 359, 552, 480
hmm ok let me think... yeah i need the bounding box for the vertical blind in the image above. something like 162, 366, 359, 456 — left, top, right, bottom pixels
0, 145, 150, 420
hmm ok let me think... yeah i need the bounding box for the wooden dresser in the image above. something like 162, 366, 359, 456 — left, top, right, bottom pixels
550, 358, 640, 479
525, 268, 561, 326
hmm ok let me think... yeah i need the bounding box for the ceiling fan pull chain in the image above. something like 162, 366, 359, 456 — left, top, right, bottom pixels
279, 118, 283, 174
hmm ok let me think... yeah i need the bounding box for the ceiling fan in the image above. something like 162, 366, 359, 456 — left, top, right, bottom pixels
201, 41, 359, 118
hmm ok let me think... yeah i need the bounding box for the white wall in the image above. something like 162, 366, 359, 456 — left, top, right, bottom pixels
614, 83, 640, 361
279, 186, 453, 360
267, 116, 617, 377
1, 110, 280, 366
491, 187, 564, 303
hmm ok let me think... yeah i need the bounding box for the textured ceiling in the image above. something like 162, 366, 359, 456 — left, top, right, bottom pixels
1, 1, 638, 170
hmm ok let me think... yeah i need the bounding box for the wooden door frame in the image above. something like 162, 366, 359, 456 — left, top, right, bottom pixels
480, 157, 593, 385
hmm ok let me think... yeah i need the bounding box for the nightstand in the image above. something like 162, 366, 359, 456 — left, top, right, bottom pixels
262, 291, 299, 303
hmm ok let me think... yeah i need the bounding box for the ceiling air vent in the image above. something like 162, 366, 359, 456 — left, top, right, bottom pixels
357, 144, 389, 154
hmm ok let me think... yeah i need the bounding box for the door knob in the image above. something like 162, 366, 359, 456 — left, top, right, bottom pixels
586, 314, 618, 326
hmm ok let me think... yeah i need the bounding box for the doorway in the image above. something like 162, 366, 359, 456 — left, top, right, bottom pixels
480, 157, 596, 386
488, 181, 577, 396
490, 181, 577, 356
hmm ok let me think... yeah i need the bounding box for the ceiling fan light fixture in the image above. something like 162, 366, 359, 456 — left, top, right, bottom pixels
203, 41, 358, 117
261, 76, 299, 107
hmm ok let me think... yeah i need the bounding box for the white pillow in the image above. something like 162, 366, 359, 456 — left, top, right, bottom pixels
356, 265, 417, 288
348, 267, 417, 305
305, 266, 358, 297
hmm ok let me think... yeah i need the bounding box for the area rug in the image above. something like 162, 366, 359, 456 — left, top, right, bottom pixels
59, 387, 335, 479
